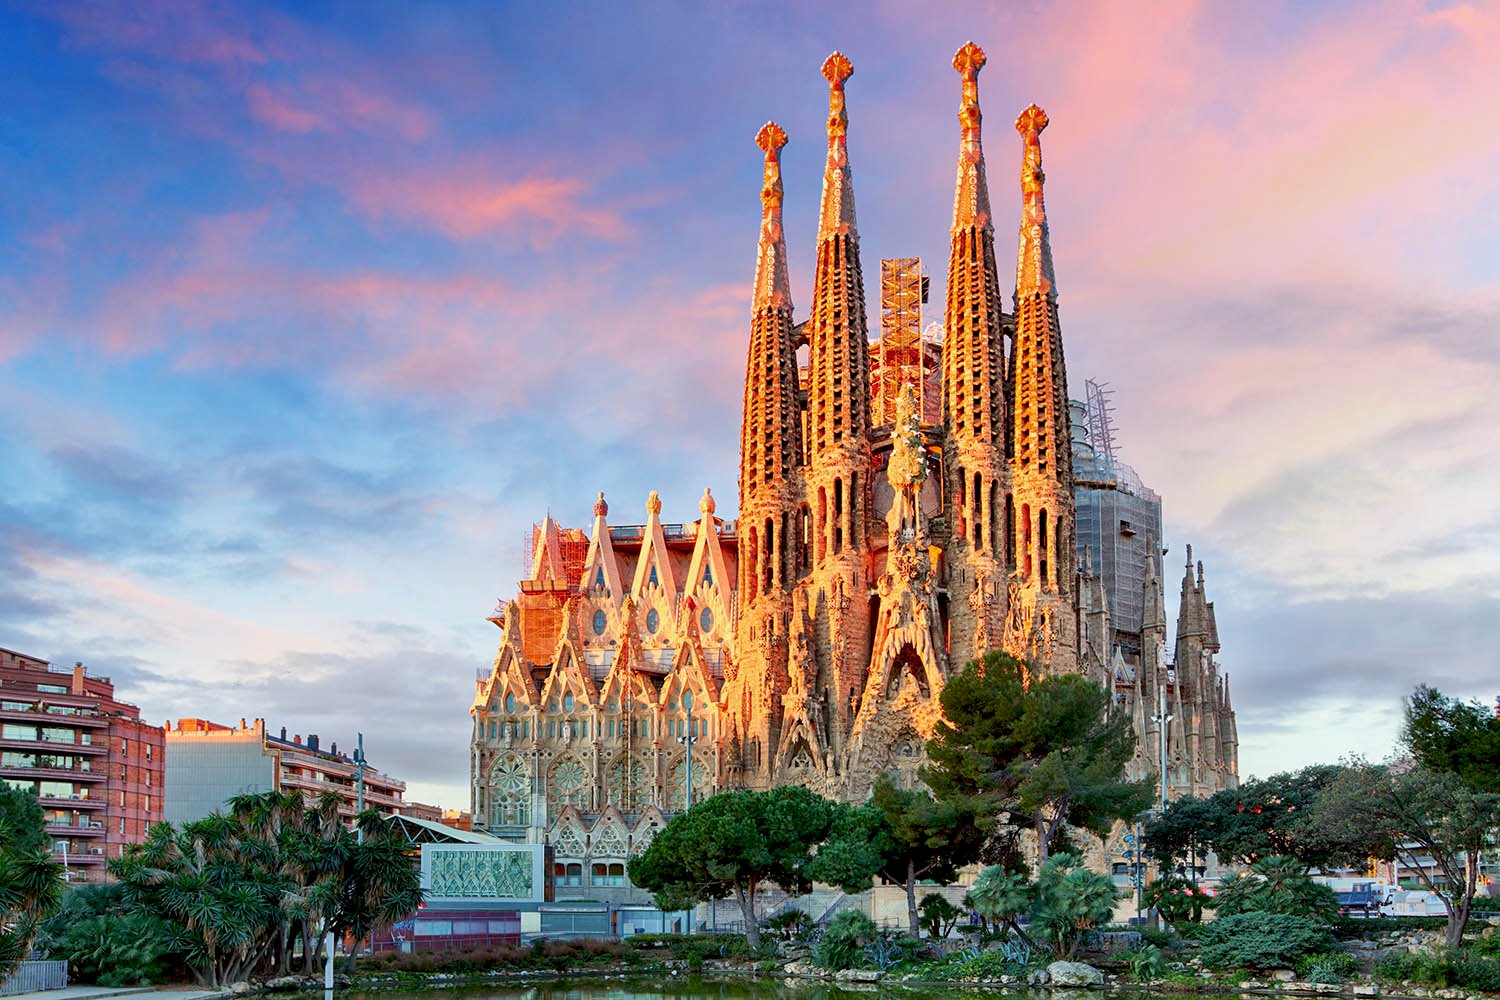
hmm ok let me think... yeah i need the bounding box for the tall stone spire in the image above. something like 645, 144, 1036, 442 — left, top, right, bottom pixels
735, 122, 805, 794
1003, 103, 1077, 676
739, 122, 804, 606
943, 42, 1008, 629
806, 51, 872, 546
1009, 104, 1073, 592
801, 51, 873, 771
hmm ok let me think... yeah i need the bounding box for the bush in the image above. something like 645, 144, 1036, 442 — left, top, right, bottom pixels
1211, 857, 1338, 921
1377, 948, 1500, 992
1125, 943, 1166, 980
1295, 949, 1360, 983
922, 943, 1034, 981
813, 910, 878, 971
1198, 911, 1337, 970
763, 909, 813, 942
1030, 853, 1118, 959
1332, 915, 1446, 938
40, 884, 185, 986
919, 893, 962, 939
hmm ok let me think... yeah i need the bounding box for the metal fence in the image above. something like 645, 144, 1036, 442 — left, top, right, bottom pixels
0, 960, 67, 996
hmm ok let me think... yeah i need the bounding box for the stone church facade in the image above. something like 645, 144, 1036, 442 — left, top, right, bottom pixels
469, 45, 1239, 884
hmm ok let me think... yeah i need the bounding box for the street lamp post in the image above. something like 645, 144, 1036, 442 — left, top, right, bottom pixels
679, 690, 694, 934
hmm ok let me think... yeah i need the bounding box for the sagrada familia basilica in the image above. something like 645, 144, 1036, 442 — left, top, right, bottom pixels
469, 45, 1239, 879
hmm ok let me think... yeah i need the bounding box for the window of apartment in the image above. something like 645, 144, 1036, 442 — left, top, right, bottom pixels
37, 684, 67, 694
1, 751, 33, 768
145, 794, 151, 812
45, 705, 79, 715
2, 700, 32, 711
120, 764, 127, 780
40, 727, 73, 744
145, 770, 151, 787
120, 739, 128, 756
119, 791, 125, 807
119, 817, 125, 834
2, 723, 35, 740
37, 780, 72, 798
144, 744, 151, 761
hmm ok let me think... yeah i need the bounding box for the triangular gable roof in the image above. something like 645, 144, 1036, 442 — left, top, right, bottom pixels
683, 489, 731, 613
530, 514, 567, 583
658, 639, 721, 709
540, 604, 600, 707
475, 602, 538, 709
578, 493, 625, 610
384, 814, 504, 846
631, 491, 679, 608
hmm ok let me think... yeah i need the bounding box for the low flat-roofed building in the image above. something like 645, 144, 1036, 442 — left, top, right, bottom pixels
165, 717, 416, 823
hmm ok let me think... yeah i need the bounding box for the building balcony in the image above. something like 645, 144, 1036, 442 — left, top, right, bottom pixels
0, 764, 106, 783
45, 821, 106, 838
0, 705, 109, 727
54, 848, 107, 864
38, 794, 106, 810
0, 736, 107, 755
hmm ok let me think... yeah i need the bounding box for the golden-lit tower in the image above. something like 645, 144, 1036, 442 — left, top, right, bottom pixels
803, 51, 873, 755
734, 121, 804, 786
1004, 104, 1077, 673
941, 41, 1010, 660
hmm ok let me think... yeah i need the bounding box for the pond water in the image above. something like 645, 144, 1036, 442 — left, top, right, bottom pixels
329, 978, 1213, 1000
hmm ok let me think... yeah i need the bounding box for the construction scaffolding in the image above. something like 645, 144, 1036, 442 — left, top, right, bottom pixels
872, 258, 941, 425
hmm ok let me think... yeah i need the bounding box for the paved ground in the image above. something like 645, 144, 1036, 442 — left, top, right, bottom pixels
4, 988, 221, 1000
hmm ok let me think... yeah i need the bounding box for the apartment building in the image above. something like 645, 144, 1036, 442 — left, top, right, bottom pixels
165, 717, 434, 823
0, 647, 165, 881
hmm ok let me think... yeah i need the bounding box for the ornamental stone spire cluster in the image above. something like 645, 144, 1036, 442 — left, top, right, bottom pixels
471, 45, 1240, 877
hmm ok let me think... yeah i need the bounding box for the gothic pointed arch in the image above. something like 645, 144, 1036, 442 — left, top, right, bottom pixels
486, 752, 532, 828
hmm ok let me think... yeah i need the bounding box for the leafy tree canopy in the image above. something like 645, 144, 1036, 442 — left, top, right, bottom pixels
627, 786, 868, 946
924, 651, 1151, 861
1149, 764, 1379, 870
1314, 762, 1500, 948
1403, 685, 1500, 793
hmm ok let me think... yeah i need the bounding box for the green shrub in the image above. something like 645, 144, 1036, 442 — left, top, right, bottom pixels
1211, 857, 1338, 921
1126, 943, 1166, 980
813, 910, 878, 971
1030, 853, 1118, 959
763, 909, 813, 942
1295, 949, 1360, 983
1332, 915, 1447, 938
919, 893, 962, 939
1469, 933, 1500, 959
1198, 911, 1337, 970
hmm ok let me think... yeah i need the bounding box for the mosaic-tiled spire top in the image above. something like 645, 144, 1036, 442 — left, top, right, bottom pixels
817, 52, 857, 242
1015, 103, 1057, 299
752, 122, 792, 313
943, 40, 1006, 461
951, 40, 992, 232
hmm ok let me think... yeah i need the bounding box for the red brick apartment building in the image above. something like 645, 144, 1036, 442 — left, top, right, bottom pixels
0, 647, 164, 881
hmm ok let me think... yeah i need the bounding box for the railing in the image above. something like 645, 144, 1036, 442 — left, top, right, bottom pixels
0, 961, 67, 996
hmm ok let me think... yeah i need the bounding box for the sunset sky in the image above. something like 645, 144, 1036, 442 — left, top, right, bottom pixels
2, 1, 1497, 809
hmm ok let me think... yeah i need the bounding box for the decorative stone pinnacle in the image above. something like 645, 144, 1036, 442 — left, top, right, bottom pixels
816, 51, 858, 240
646, 490, 662, 516
822, 51, 853, 87
753, 122, 793, 311
954, 42, 986, 120
1016, 103, 1049, 136
756, 122, 787, 219
700, 487, 716, 516
822, 52, 852, 143
594, 491, 608, 517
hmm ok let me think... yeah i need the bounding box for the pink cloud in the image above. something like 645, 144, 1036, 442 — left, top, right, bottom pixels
244, 82, 322, 134
347, 170, 628, 243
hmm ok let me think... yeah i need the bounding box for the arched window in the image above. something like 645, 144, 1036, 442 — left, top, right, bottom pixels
504, 692, 517, 713
562, 691, 575, 712
489, 754, 529, 827
592, 609, 607, 635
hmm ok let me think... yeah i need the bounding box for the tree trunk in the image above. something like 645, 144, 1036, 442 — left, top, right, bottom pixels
906, 859, 920, 936
1035, 813, 1049, 866
737, 883, 760, 947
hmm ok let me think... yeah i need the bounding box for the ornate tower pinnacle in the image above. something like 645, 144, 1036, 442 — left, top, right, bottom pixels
753, 122, 792, 312
1015, 103, 1056, 298
952, 41, 991, 231
818, 52, 857, 241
